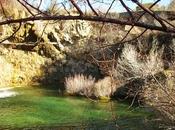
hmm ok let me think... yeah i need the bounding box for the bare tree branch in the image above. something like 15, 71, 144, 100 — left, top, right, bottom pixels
17, 0, 35, 16
0, 15, 174, 33
0, 0, 175, 47
0, 22, 22, 43
69, 0, 83, 15
119, 0, 134, 20
21, 0, 48, 16
119, 0, 161, 43
132, 0, 167, 29
87, 0, 99, 16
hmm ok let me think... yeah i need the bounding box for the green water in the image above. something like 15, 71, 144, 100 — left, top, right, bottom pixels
0, 87, 160, 130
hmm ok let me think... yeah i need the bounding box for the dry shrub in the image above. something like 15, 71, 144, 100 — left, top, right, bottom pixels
114, 44, 164, 81
143, 75, 175, 126
64, 74, 118, 98
113, 43, 175, 126
64, 74, 95, 97
94, 76, 117, 98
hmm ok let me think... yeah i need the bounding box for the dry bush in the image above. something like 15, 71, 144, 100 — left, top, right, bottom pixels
143, 74, 175, 126
112, 43, 175, 126
114, 44, 164, 81
64, 74, 95, 97
64, 74, 118, 98
94, 76, 117, 98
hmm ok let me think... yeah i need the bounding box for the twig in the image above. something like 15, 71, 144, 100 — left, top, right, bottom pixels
69, 0, 83, 15
21, 0, 48, 16
17, 0, 35, 16
61, 2, 70, 15
0, 0, 7, 18
132, 0, 167, 29
119, 0, 160, 43
100, 0, 116, 35
0, 22, 22, 43
119, 0, 134, 20
37, 0, 43, 9
87, 0, 99, 16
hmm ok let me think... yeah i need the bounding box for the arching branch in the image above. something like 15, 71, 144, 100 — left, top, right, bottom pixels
0, 15, 174, 33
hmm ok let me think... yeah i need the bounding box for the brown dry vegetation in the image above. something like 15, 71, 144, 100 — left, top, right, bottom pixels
64, 74, 95, 97
111, 35, 175, 127
64, 74, 118, 99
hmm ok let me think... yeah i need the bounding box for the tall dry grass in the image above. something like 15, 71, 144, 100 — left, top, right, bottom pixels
65, 74, 95, 97
64, 74, 118, 98
114, 44, 164, 81
94, 76, 116, 98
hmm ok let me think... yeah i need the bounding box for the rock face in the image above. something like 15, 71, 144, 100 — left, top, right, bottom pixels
0, 7, 100, 87
0, 46, 47, 86
0, 44, 101, 87
0, 56, 13, 87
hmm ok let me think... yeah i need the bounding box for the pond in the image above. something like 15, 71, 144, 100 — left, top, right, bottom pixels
0, 86, 161, 130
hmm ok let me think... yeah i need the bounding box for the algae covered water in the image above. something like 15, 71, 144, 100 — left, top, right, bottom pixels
0, 87, 160, 130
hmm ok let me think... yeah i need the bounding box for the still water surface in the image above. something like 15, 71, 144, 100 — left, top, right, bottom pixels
0, 86, 160, 130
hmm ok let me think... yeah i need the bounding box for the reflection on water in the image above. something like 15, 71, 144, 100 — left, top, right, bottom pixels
0, 87, 160, 130
0, 88, 18, 98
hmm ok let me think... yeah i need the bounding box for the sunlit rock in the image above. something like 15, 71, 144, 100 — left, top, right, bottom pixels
62, 20, 92, 38
0, 56, 13, 86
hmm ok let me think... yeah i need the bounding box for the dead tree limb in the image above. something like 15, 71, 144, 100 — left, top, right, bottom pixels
0, 15, 174, 33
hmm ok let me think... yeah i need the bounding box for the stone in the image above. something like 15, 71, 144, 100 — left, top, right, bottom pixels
0, 56, 13, 86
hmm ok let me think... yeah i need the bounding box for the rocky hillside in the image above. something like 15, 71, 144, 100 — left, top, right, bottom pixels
0, 43, 101, 87
0, 5, 175, 88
